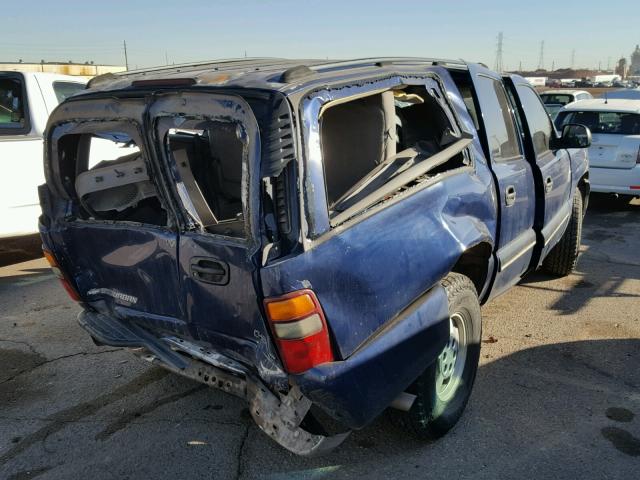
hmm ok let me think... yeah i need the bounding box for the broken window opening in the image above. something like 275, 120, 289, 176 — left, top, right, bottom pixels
164, 120, 245, 238
61, 130, 167, 226
319, 85, 470, 222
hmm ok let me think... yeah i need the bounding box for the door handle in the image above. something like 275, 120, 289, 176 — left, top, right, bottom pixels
505, 185, 516, 206
190, 258, 229, 285
545, 176, 554, 193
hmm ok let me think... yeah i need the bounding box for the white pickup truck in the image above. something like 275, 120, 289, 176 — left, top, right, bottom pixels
0, 72, 86, 240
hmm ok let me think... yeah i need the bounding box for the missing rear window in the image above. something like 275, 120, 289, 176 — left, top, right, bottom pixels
319, 85, 469, 221
164, 121, 245, 238
56, 129, 167, 226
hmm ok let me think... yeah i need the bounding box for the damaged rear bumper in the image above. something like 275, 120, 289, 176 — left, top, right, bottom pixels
78, 283, 448, 453
78, 309, 349, 456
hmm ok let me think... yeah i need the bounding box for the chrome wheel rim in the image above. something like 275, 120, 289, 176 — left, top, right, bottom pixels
435, 312, 468, 402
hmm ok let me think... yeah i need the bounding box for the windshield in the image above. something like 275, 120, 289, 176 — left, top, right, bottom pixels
556, 111, 640, 135
540, 94, 574, 105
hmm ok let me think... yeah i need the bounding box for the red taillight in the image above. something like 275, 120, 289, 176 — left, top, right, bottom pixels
264, 290, 334, 374
43, 250, 81, 302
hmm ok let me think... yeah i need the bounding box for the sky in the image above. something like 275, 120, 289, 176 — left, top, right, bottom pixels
2, 0, 639, 71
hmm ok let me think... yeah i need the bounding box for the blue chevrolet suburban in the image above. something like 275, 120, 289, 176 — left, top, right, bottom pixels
38, 58, 591, 455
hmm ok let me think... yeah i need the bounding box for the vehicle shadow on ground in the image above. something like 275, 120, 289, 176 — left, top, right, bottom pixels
0, 268, 51, 290
248, 338, 640, 479
0, 234, 43, 268
517, 193, 640, 316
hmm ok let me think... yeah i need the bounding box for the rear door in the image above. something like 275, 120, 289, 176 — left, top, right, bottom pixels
45, 97, 184, 327
467, 65, 537, 294
507, 77, 573, 256
149, 92, 273, 353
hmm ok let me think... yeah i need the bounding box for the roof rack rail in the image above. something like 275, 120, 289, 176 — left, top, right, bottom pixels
308, 57, 467, 73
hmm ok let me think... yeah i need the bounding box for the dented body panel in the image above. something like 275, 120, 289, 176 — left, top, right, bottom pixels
39, 57, 589, 455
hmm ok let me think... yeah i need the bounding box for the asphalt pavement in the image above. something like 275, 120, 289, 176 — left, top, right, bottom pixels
0, 194, 638, 480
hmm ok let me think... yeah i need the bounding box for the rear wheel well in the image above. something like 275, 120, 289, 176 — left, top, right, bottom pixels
451, 242, 492, 300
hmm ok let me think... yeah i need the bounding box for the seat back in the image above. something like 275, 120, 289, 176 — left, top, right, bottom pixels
320, 92, 396, 205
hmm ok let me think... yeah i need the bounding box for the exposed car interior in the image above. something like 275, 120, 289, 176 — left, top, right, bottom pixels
57, 119, 246, 237
57, 131, 167, 226
164, 121, 245, 237
319, 85, 469, 217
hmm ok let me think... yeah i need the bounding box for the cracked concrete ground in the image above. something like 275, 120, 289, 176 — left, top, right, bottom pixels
0, 194, 639, 480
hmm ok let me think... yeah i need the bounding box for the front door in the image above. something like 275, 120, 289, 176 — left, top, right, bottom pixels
506, 77, 573, 259
468, 65, 537, 295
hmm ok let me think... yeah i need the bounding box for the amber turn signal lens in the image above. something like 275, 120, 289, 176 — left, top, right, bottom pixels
265, 293, 316, 322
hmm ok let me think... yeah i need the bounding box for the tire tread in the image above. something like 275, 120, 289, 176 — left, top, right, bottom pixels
542, 191, 583, 276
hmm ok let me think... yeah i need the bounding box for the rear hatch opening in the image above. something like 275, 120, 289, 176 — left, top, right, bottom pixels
43, 91, 292, 389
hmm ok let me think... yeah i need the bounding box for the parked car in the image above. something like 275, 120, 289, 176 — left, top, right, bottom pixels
540, 89, 593, 119
39, 58, 590, 455
556, 99, 640, 197
604, 88, 640, 100
0, 72, 85, 241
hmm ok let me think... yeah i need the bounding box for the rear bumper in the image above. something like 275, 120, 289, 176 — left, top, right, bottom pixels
590, 165, 640, 196
78, 309, 348, 456
78, 283, 448, 440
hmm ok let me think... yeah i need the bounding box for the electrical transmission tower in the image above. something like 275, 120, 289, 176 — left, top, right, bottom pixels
571, 49, 576, 69
537, 41, 545, 70
495, 32, 504, 72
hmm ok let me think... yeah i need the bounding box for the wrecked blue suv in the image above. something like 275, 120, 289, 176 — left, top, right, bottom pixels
39, 58, 591, 455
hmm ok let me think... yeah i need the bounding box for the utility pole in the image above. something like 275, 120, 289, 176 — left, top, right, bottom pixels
551, 60, 555, 71
165, 51, 169, 66
123, 40, 129, 71
519, 60, 522, 72
537, 41, 545, 70
494, 32, 504, 73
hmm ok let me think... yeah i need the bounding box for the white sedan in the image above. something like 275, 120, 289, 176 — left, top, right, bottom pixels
555, 99, 640, 197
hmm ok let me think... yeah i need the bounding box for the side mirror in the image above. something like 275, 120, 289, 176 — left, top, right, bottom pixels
551, 123, 592, 149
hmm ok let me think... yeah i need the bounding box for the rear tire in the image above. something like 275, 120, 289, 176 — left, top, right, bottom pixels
403, 273, 482, 439
542, 190, 583, 277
